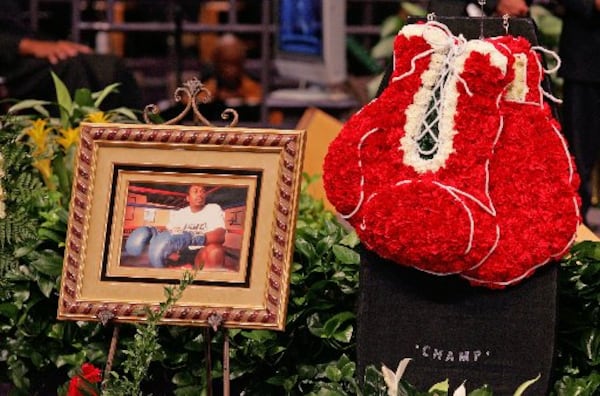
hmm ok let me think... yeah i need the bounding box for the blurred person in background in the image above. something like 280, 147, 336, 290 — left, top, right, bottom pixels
201, 33, 262, 122
0, 0, 141, 110
559, 0, 600, 226
428, 0, 530, 16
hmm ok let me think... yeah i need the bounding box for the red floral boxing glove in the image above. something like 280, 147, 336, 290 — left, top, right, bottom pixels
323, 21, 580, 288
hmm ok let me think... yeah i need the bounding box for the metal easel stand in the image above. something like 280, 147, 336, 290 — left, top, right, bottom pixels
207, 312, 231, 396
96, 310, 120, 391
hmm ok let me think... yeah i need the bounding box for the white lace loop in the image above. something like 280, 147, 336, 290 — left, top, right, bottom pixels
531, 46, 563, 104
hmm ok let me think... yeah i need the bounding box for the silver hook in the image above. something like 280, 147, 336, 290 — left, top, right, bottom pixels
427, 12, 436, 22
478, 0, 486, 39
503, 14, 510, 35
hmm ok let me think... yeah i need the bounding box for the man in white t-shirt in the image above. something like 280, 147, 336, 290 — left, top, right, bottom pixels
126, 184, 226, 269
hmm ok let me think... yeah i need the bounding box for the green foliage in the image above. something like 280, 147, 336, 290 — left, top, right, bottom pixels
0, 126, 45, 276
103, 272, 196, 396
0, 74, 138, 395
552, 242, 600, 395
2, 75, 600, 395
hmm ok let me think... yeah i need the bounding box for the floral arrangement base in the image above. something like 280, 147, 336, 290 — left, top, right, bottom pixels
356, 247, 556, 394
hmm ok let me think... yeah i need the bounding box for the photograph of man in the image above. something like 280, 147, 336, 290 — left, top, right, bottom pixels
125, 184, 226, 270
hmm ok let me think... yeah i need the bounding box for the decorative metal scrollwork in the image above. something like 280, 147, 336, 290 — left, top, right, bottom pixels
96, 309, 115, 326
207, 312, 223, 332
143, 77, 239, 127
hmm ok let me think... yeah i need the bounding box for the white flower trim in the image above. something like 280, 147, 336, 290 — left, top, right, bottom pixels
505, 53, 529, 102
339, 127, 382, 220
400, 39, 507, 174
399, 22, 454, 48
494, 39, 554, 107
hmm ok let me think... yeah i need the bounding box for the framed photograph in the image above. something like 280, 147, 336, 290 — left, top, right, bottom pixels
57, 122, 306, 330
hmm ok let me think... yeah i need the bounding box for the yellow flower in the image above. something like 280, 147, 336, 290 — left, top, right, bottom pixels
33, 158, 55, 190
56, 127, 80, 150
86, 111, 109, 123
25, 119, 52, 157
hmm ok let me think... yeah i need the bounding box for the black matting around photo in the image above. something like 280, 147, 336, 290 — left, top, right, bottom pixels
358, 17, 559, 394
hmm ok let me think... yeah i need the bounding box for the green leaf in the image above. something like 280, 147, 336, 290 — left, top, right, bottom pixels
513, 374, 540, 396
553, 373, 600, 396
173, 386, 205, 396
8, 99, 51, 115
29, 350, 45, 368
30, 253, 63, 277
332, 245, 360, 265
12, 287, 30, 309
171, 371, 195, 386
51, 71, 73, 128
8, 360, 30, 390
363, 365, 386, 396
92, 82, 120, 108
241, 330, 276, 342
74, 88, 94, 108
296, 237, 317, 259
401, 2, 427, 17
36, 277, 55, 298
38, 228, 65, 244
14, 245, 36, 258
582, 329, 600, 365
325, 365, 343, 383
339, 231, 360, 248
468, 384, 493, 396
298, 364, 318, 379
52, 152, 72, 198
428, 379, 449, 393
316, 235, 337, 255
380, 15, 404, 38
320, 312, 355, 341
573, 241, 600, 261
48, 323, 65, 339
371, 36, 396, 60
337, 357, 356, 379
55, 351, 87, 368
0, 302, 19, 319
108, 106, 139, 121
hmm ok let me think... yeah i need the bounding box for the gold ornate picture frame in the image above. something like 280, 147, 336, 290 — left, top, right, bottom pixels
57, 122, 306, 330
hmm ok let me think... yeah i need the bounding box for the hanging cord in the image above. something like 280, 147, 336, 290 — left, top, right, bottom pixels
531, 45, 563, 104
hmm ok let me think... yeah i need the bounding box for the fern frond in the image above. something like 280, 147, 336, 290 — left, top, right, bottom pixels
0, 248, 19, 278
2, 142, 31, 170
10, 172, 44, 204
0, 209, 39, 249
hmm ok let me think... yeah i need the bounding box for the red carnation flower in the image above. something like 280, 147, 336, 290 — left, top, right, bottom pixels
67, 363, 101, 396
